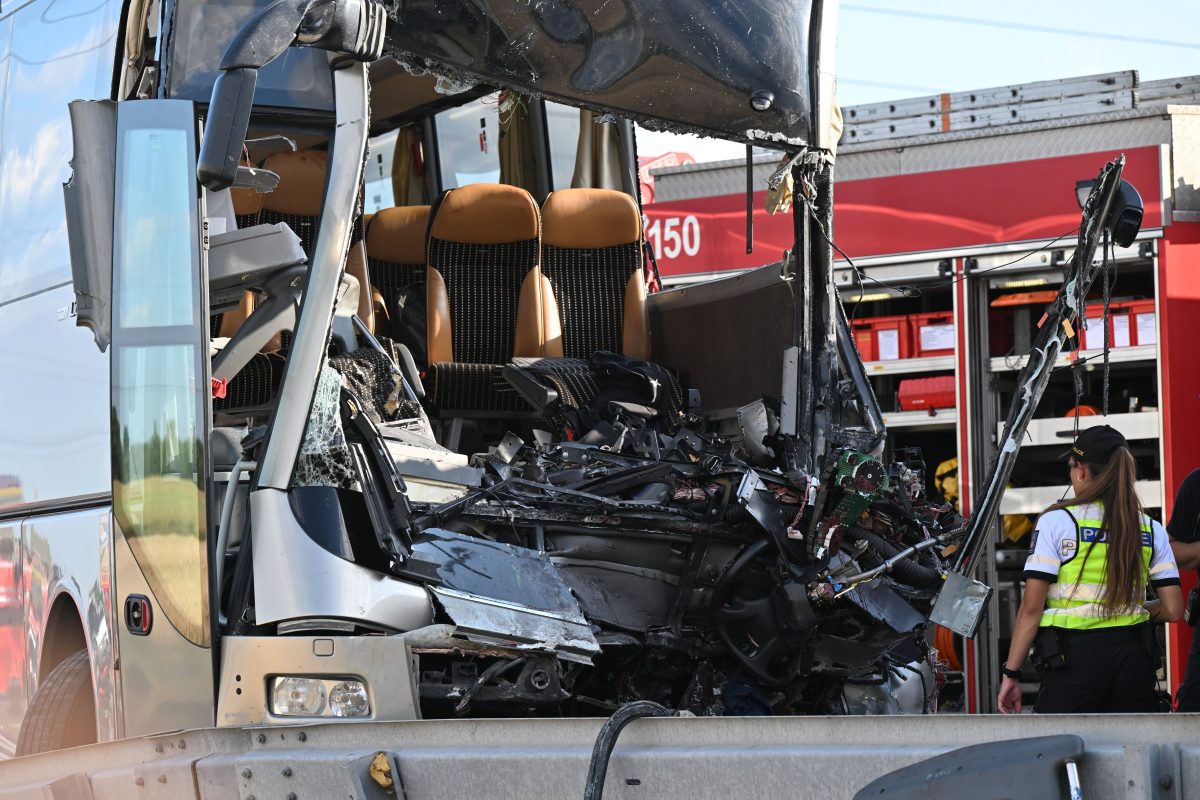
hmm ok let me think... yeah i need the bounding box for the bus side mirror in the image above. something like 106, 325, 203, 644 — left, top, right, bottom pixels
197, 0, 386, 191
197, 69, 258, 191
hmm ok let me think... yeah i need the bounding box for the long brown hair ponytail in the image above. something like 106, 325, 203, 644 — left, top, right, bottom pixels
1047, 447, 1144, 612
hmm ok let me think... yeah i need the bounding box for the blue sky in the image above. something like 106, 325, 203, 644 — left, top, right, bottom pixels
837, 0, 1200, 106
639, 0, 1200, 161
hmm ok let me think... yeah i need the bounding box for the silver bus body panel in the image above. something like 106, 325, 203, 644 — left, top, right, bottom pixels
0, 0, 123, 754
249, 488, 434, 631
0, 517, 23, 754
215, 635, 420, 727
1, 507, 120, 750
112, 532, 214, 738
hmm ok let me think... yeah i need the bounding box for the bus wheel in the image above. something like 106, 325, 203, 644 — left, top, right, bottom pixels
16, 649, 95, 755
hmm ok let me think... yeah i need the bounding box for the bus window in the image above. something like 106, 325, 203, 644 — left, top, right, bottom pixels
435, 95, 500, 189
544, 101, 580, 191
111, 103, 210, 647
0, 0, 120, 517
365, 125, 427, 213
0, 0, 119, 305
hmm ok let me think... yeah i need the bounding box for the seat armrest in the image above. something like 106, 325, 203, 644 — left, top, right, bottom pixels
212, 265, 305, 383
209, 223, 306, 299
502, 364, 560, 415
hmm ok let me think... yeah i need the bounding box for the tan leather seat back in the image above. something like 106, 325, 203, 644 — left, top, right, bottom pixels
540, 188, 649, 360
367, 206, 430, 306
425, 184, 548, 364
365, 205, 430, 344
212, 291, 256, 339
233, 150, 375, 333
213, 177, 269, 339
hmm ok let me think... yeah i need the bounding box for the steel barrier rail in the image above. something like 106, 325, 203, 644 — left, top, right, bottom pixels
2, 714, 1199, 799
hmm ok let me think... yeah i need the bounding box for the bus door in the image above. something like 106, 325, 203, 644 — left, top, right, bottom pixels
68, 97, 215, 736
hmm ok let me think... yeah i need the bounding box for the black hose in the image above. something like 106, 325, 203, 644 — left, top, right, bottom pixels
583, 701, 671, 800
846, 528, 942, 589
454, 657, 527, 714
854, 542, 885, 571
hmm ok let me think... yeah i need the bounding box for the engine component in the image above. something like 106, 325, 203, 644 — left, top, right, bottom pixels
810, 450, 889, 561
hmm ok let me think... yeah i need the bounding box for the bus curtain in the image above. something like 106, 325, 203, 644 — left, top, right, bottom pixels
571, 109, 623, 190
120, 0, 155, 99
765, 101, 844, 215
390, 126, 427, 206
499, 91, 538, 194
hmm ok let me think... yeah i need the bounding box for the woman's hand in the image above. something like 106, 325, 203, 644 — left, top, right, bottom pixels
997, 675, 1022, 714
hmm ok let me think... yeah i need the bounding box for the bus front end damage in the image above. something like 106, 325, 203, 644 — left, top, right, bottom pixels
393, 414, 961, 716
185, 0, 1143, 719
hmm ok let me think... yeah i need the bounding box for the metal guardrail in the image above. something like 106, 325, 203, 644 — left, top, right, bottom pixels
1, 714, 1198, 799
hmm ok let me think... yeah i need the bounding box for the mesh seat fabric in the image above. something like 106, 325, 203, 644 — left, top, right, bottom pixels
542, 241, 641, 358
365, 205, 431, 365
539, 188, 649, 361
213, 351, 285, 413
423, 184, 550, 413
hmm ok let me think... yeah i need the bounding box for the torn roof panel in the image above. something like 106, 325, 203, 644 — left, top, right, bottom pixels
382, 0, 818, 148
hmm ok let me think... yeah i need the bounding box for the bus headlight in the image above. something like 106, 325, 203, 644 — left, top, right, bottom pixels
328, 680, 370, 717
269, 676, 370, 718
271, 677, 327, 716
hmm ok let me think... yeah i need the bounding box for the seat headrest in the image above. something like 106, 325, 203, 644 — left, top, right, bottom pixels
430, 184, 539, 245
367, 206, 431, 263
542, 188, 641, 249
260, 150, 329, 217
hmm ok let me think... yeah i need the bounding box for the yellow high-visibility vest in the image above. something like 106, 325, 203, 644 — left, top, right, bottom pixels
1041, 502, 1153, 630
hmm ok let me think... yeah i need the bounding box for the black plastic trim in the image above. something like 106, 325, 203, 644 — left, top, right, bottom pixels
0, 492, 112, 523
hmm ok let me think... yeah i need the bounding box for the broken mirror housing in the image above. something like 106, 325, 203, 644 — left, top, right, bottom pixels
1108, 179, 1143, 247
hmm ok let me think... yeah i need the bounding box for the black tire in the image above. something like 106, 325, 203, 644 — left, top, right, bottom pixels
16, 649, 96, 755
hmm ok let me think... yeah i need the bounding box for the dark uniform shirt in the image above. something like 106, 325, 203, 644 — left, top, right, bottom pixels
1168, 469, 1200, 547
1169, 468, 1200, 711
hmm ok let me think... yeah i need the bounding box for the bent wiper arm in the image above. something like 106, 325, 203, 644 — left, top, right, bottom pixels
953, 156, 1133, 574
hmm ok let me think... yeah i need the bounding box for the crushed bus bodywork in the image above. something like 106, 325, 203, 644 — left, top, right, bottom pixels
55, 0, 1142, 734
395, 405, 960, 715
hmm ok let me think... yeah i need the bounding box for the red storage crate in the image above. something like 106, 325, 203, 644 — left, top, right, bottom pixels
898, 375, 957, 411
1079, 299, 1156, 349
910, 311, 955, 357
851, 315, 911, 361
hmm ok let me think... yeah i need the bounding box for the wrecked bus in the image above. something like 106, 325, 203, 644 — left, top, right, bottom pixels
0, 0, 1140, 755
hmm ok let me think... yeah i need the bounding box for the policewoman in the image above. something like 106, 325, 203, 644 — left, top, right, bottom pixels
997, 425, 1183, 713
